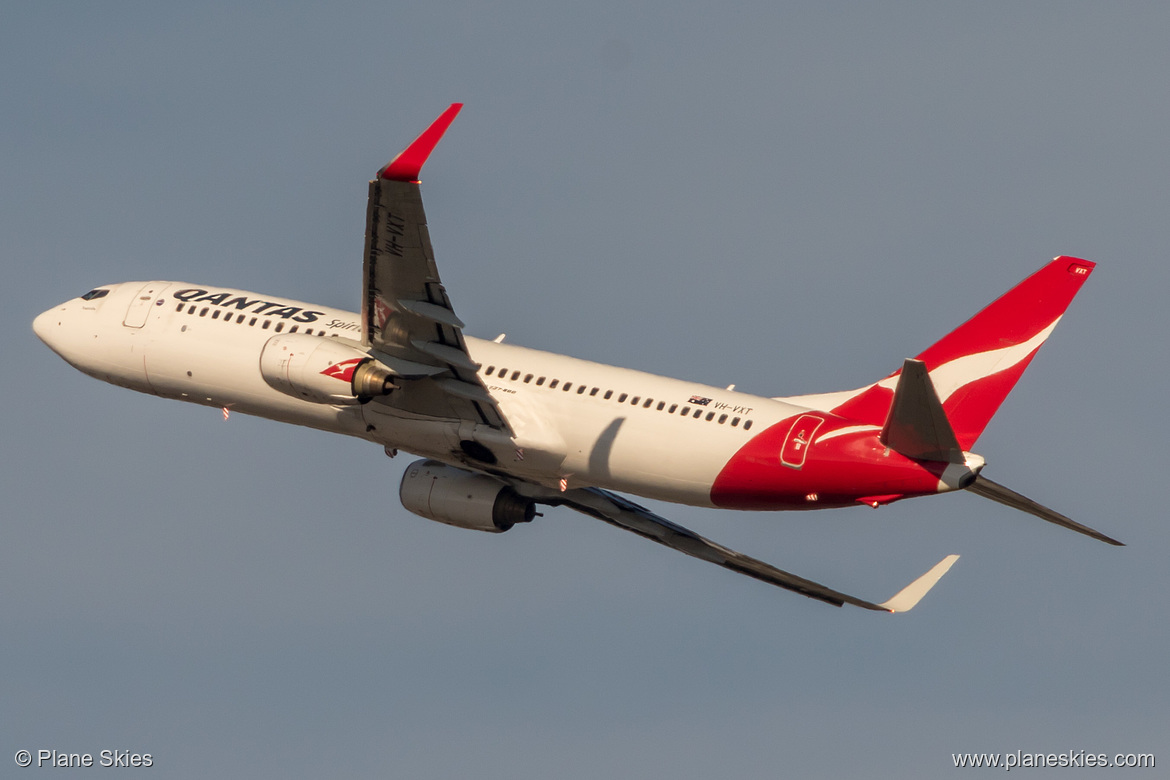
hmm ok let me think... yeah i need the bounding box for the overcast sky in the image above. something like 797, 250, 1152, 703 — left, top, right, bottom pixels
4, 3, 1167, 777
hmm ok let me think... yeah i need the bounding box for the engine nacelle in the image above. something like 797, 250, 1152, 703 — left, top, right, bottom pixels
399, 460, 536, 533
259, 334, 396, 405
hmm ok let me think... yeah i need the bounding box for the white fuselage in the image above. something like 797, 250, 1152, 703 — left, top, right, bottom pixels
34, 281, 812, 507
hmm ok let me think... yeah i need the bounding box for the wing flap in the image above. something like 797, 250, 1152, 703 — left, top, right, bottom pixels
371, 352, 448, 379
397, 298, 466, 329
411, 339, 480, 372
434, 377, 496, 404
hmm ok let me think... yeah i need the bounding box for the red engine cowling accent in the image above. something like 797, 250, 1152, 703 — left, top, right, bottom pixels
259, 334, 393, 405
399, 460, 536, 533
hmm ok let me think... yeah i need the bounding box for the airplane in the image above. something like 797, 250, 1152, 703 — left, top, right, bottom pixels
32, 103, 1120, 613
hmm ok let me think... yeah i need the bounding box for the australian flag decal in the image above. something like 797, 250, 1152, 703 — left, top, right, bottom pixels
688, 395, 712, 406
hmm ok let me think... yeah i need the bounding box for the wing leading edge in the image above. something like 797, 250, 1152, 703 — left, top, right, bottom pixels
361, 104, 509, 430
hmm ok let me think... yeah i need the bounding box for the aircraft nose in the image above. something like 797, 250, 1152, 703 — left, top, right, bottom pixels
32, 306, 62, 350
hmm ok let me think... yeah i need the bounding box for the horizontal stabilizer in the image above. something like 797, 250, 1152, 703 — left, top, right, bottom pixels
880, 358, 963, 463
966, 474, 1123, 546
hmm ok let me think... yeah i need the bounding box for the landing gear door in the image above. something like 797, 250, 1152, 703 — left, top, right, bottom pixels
780, 414, 824, 470
123, 282, 170, 328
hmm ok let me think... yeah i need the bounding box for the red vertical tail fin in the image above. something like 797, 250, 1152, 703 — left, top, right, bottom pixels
833, 257, 1095, 449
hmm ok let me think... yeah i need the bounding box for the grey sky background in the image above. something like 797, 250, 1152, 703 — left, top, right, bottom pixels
4, 3, 1167, 777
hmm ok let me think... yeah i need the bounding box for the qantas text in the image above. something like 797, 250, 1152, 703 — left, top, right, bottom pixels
173, 288, 325, 323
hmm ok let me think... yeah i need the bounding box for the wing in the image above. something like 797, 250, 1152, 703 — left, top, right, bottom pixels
361, 104, 509, 430
534, 486, 958, 612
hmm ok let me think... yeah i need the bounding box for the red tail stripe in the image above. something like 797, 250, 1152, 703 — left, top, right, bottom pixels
916, 257, 1093, 368
831, 257, 1094, 448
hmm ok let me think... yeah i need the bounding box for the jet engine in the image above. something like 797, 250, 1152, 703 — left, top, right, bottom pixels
259, 334, 396, 405
399, 460, 537, 533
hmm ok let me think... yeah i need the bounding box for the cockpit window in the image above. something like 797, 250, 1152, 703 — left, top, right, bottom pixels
80, 289, 109, 301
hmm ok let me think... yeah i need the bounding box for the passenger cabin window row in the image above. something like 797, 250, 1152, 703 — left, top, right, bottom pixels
482, 364, 753, 429
174, 302, 339, 338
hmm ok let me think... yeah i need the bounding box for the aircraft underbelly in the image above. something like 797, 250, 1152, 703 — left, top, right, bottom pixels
361, 402, 463, 460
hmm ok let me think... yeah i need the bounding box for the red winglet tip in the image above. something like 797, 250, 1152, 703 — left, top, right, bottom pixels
379, 103, 464, 182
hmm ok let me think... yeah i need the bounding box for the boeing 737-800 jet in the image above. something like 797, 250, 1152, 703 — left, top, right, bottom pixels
32, 104, 1120, 612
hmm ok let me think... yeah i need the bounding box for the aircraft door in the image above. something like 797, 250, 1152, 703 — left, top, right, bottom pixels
780, 414, 824, 470
123, 282, 170, 328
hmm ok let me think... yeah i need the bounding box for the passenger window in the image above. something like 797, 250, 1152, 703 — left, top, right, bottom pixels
511, 371, 520, 380
499, 368, 507, 378
175, 303, 184, 312
644, 399, 654, 408
212, 309, 221, 319
669, 404, 677, 413
275, 322, 284, 332
200, 307, 208, 317
486, 366, 495, 376
262, 320, 270, 329
744, 420, 753, 430
563, 383, 572, 392
618, 393, 628, 403
718, 414, 727, 424
590, 387, 599, 396
693, 409, 702, 418
630, 396, 639, 405
237, 315, 245, 323
656, 401, 665, 410
289, 325, 298, 333
681, 406, 690, 416
604, 390, 613, 399
524, 374, 533, 383
249, 318, 257, 326
536, 376, 545, 386
550, 379, 559, 389
577, 386, 586, 394
731, 417, 740, 426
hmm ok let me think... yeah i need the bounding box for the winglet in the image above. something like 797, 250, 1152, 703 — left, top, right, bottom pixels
878, 554, 960, 613
379, 103, 464, 182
